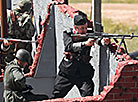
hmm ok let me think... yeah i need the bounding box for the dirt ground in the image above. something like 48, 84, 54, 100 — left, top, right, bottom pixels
70, 3, 138, 26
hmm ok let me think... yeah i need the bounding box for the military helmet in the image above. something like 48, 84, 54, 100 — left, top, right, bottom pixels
16, 49, 30, 63
18, 0, 32, 12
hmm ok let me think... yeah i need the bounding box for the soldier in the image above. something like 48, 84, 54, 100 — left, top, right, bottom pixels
7, 0, 35, 53
51, 14, 110, 98
0, 0, 35, 74
3, 49, 49, 102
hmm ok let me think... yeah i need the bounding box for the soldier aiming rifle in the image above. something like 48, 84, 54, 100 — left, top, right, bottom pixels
51, 14, 111, 99
71, 31, 138, 56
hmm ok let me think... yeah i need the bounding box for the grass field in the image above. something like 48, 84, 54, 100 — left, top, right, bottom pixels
103, 18, 138, 53
103, 0, 138, 3
69, 0, 138, 3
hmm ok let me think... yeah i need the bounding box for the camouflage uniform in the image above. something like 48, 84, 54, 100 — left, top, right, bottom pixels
7, 0, 35, 53
0, 0, 35, 73
3, 59, 48, 102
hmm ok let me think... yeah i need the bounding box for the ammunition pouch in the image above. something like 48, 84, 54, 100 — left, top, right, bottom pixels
64, 52, 92, 63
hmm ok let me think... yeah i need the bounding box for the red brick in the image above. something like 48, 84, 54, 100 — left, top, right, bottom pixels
125, 99, 135, 102
133, 94, 138, 97
105, 94, 114, 99
115, 82, 135, 87
136, 83, 138, 87
121, 71, 138, 76
117, 76, 125, 83
127, 96, 138, 102
125, 88, 138, 93
110, 88, 123, 93
103, 100, 124, 102
124, 65, 138, 72
115, 93, 133, 99
124, 76, 138, 82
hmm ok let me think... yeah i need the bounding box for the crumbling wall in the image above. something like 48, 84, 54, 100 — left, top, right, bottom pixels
37, 60, 138, 102
103, 63, 138, 102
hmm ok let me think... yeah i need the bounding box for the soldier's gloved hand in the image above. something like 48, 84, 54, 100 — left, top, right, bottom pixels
26, 84, 33, 90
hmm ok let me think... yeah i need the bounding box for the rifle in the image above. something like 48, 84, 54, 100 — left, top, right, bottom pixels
71, 32, 138, 39
71, 32, 138, 56
0, 38, 37, 43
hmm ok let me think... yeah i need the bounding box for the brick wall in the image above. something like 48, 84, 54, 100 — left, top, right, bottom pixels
103, 65, 138, 102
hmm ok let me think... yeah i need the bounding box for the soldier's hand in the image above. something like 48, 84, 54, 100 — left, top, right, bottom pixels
3, 39, 12, 46
85, 38, 95, 46
103, 38, 110, 45
101, 38, 110, 46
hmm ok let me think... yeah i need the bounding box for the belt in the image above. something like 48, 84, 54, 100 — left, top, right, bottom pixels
64, 52, 92, 63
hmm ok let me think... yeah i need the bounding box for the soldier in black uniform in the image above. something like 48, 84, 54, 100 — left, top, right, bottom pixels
51, 14, 95, 98
3, 49, 49, 102
51, 14, 110, 99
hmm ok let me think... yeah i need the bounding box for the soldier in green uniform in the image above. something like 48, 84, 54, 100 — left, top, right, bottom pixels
7, 0, 35, 53
3, 49, 48, 102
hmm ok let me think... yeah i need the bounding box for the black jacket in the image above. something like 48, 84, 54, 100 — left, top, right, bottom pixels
59, 28, 94, 78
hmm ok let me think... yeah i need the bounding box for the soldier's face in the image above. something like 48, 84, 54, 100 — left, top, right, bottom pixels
22, 62, 28, 68
74, 23, 87, 34
18, 60, 28, 68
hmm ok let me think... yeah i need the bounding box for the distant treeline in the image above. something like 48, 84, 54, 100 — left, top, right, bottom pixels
70, 0, 138, 3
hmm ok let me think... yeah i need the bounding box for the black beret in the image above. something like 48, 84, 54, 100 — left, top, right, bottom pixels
74, 15, 87, 25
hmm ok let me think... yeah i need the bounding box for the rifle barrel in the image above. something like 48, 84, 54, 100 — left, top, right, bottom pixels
0, 38, 37, 43
71, 33, 138, 39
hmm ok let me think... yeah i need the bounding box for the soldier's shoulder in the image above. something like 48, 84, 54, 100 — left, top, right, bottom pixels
63, 28, 73, 34
6, 60, 19, 69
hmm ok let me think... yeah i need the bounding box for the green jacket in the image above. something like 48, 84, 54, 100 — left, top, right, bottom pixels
7, 9, 35, 53
3, 59, 49, 102
3, 59, 28, 102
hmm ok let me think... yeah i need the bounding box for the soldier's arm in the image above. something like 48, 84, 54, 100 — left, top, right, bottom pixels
95, 38, 110, 47
25, 21, 35, 39
1, 40, 11, 52
12, 68, 28, 90
23, 14, 35, 39
63, 30, 88, 52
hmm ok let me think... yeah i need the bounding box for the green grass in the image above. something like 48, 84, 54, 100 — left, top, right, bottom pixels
69, 0, 138, 3
102, 0, 138, 4
103, 18, 138, 53
69, 0, 91, 3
